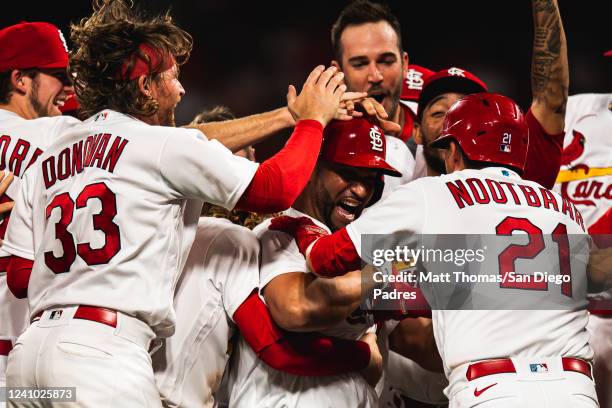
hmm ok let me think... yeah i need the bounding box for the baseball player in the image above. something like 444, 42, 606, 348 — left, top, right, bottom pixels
381, 2, 573, 406
553, 50, 612, 407
0, 1, 352, 406
330, 0, 416, 199
228, 117, 405, 408
272, 93, 597, 407
0, 21, 74, 398
153, 215, 389, 408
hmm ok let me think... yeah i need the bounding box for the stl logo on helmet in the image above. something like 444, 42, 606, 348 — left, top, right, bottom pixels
447, 67, 465, 77
405, 69, 425, 90
369, 126, 383, 152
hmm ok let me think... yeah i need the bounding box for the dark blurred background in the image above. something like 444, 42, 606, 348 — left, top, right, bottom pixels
2, 1, 609, 159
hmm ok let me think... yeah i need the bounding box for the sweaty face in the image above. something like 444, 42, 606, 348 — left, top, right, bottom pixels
337, 21, 407, 122
151, 64, 185, 127
419, 92, 464, 174
312, 161, 379, 231
28, 70, 72, 118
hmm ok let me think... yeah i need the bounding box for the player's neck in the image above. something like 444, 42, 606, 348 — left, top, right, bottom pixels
293, 191, 326, 227
0, 98, 39, 120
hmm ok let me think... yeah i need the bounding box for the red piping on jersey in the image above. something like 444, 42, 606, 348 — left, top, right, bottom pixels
233, 290, 370, 376
236, 120, 323, 213
6, 255, 33, 299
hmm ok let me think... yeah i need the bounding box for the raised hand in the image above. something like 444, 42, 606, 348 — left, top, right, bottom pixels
287, 65, 347, 127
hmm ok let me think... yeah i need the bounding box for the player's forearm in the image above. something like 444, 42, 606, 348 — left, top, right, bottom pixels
530, 0, 568, 134
187, 107, 294, 153
266, 272, 362, 332
389, 317, 443, 373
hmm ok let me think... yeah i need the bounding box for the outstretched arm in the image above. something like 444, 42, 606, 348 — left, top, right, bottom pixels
530, 0, 568, 134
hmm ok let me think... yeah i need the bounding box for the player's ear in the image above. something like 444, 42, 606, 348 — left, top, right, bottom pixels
331, 60, 341, 71
11, 69, 30, 95
401, 51, 409, 75
413, 122, 422, 145
137, 75, 152, 98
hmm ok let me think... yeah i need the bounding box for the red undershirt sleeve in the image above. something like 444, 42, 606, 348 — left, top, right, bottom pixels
308, 227, 362, 278
523, 108, 564, 189
233, 290, 370, 376
235, 120, 323, 213
6, 255, 33, 299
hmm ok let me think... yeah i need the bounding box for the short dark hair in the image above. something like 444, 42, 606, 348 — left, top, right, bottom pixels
190, 105, 236, 125
0, 69, 39, 104
331, 0, 403, 62
69, 0, 193, 118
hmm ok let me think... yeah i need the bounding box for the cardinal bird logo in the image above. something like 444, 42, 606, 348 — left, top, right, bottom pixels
561, 130, 586, 166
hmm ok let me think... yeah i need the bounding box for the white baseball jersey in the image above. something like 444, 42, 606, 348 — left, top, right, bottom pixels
1, 109, 258, 336
346, 168, 592, 381
229, 207, 377, 408
152, 217, 258, 408
382, 135, 415, 201
554, 93, 612, 233
0, 109, 77, 353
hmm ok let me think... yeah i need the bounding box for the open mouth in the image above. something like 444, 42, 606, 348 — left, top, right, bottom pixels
54, 98, 66, 108
335, 199, 361, 222
370, 94, 385, 104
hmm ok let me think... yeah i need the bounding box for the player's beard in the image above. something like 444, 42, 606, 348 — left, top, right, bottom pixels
420, 126, 447, 175
423, 144, 447, 175
385, 78, 403, 123
158, 106, 176, 127
28, 77, 50, 118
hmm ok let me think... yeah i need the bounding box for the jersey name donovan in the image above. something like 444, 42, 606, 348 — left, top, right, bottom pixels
41, 133, 129, 189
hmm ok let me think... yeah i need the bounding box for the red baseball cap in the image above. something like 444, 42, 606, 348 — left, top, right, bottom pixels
321, 118, 402, 177
0, 22, 69, 72
401, 64, 435, 102
417, 67, 488, 120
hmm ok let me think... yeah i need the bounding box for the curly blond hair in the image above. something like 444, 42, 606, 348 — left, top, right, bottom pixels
69, 0, 192, 117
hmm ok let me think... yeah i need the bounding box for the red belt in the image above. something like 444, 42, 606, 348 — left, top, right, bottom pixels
466, 358, 592, 381
0, 339, 12, 356
32, 306, 117, 328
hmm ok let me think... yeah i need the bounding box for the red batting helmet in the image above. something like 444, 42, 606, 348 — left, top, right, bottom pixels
417, 67, 487, 120
430, 93, 529, 173
321, 118, 401, 205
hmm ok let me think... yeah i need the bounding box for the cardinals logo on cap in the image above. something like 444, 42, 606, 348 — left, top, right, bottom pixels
405, 68, 426, 91
369, 126, 383, 152
447, 67, 466, 77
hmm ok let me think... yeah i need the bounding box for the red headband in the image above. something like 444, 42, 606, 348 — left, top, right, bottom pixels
118, 43, 175, 80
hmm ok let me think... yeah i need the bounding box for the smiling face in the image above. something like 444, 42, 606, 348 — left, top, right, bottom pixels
27, 69, 73, 118
307, 161, 379, 231
418, 92, 464, 175
335, 21, 407, 123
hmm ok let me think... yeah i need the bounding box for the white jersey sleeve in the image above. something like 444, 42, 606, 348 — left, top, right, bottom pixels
159, 129, 258, 209
381, 135, 415, 200
346, 179, 428, 258
2, 168, 37, 260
